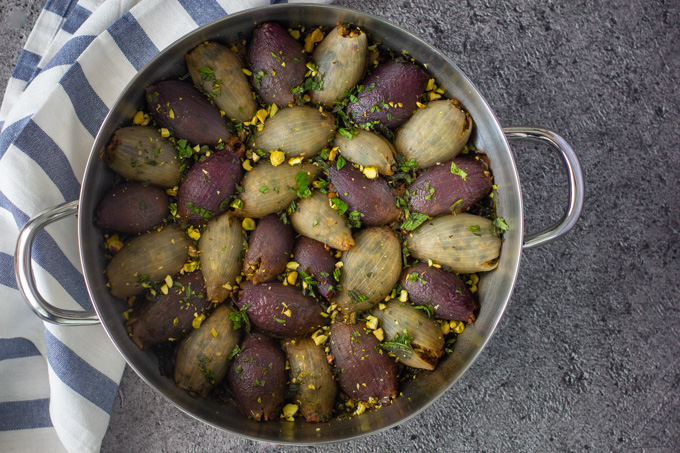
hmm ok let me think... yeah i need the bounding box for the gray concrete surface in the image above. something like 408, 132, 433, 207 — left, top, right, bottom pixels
2, 0, 679, 451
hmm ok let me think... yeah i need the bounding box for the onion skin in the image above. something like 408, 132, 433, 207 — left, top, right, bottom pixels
177, 145, 243, 225
252, 106, 336, 158
282, 338, 337, 422
106, 227, 189, 299
293, 236, 337, 300
130, 271, 212, 350
406, 213, 502, 273
243, 214, 293, 284
235, 282, 327, 338
332, 129, 395, 175
400, 263, 478, 322
335, 227, 401, 315
186, 41, 257, 123
198, 212, 245, 303
345, 61, 428, 129
394, 100, 473, 169
237, 162, 319, 218
96, 182, 168, 235
371, 300, 444, 370
145, 80, 230, 147
310, 25, 368, 108
226, 332, 287, 421
290, 191, 354, 251
102, 126, 181, 188
329, 320, 398, 404
175, 305, 241, 398
408, 154, 492, 216
327, 164, 401, 226
247, 22, 307, 106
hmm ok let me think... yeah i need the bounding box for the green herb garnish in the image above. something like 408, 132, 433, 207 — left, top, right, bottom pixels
400, 213, 429, 231
490, 217, 509, 237
381, 329, 414, 358
450, 162, 467, 181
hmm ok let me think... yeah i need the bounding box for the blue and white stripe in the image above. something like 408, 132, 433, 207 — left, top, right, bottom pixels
0, 0, 329, 451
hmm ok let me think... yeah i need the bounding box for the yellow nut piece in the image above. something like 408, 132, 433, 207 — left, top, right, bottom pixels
365, 315, 379, 330
288, 156, 304, 165
372, 328, 385, 342
426, 78, 436, 91
182, 261, 199, 273
269, 103, 279, 118
440, 321, 450, 335
164, 275, 173, 288
242, 68, 253, 76
287, 271, 298, 285
211, 328, 218, 338
428, 92, 442, 101
362, 166, 379, 179
452, 321, 465, 334
256, 109, 268, 124
270, 150, 285, 166
242, 218, 256, 231
230, 199, 244, 209
160, 284, 169, 295
399, 289, 408, 303
288, 29, 301, 40
160, 127, 170, 138
192, 314, 206, 329
282, 404, 298, 421
286, 261, 300, 270
313, 334, 328, 345
132, 111, 145, 125
242, 160, 253, 171
187, 226, 201, 241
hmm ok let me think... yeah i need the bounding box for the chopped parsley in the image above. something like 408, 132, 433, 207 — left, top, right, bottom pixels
400, 213, 429, 231
450, 199, 463, 212
330, 197, 348, 215
414, 304, 435, 318
450, 162, 468, 181
380, 329, 414, 358
468, 224, 482, 236
228, 344, 241, 360
229, 305, 251, 333
490, 217, 509, 237
348, 290, 368, 304
347, 209, 362, 228
295, 171, 312, 198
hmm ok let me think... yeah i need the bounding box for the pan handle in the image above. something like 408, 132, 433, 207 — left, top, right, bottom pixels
14, 200, 100, 326
504, 127, 585, 249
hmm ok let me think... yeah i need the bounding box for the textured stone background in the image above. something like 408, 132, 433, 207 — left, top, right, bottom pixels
2, 0, 679, 451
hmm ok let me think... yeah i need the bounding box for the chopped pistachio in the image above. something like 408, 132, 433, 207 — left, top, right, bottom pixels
287, 271, 298, 285
132, 111, 145, 125
362, 166, 378, 179
192, 314, 206, 329
242, 218, 256, 230
270, 150, 285, 166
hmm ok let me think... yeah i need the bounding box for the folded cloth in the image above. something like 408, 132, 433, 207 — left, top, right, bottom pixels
0, 0, 330, 451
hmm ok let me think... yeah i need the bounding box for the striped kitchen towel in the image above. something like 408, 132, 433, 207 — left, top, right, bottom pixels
0, 0, 331, 452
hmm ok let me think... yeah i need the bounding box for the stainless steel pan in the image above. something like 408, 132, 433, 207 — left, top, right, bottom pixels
15, 4, 584, 444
